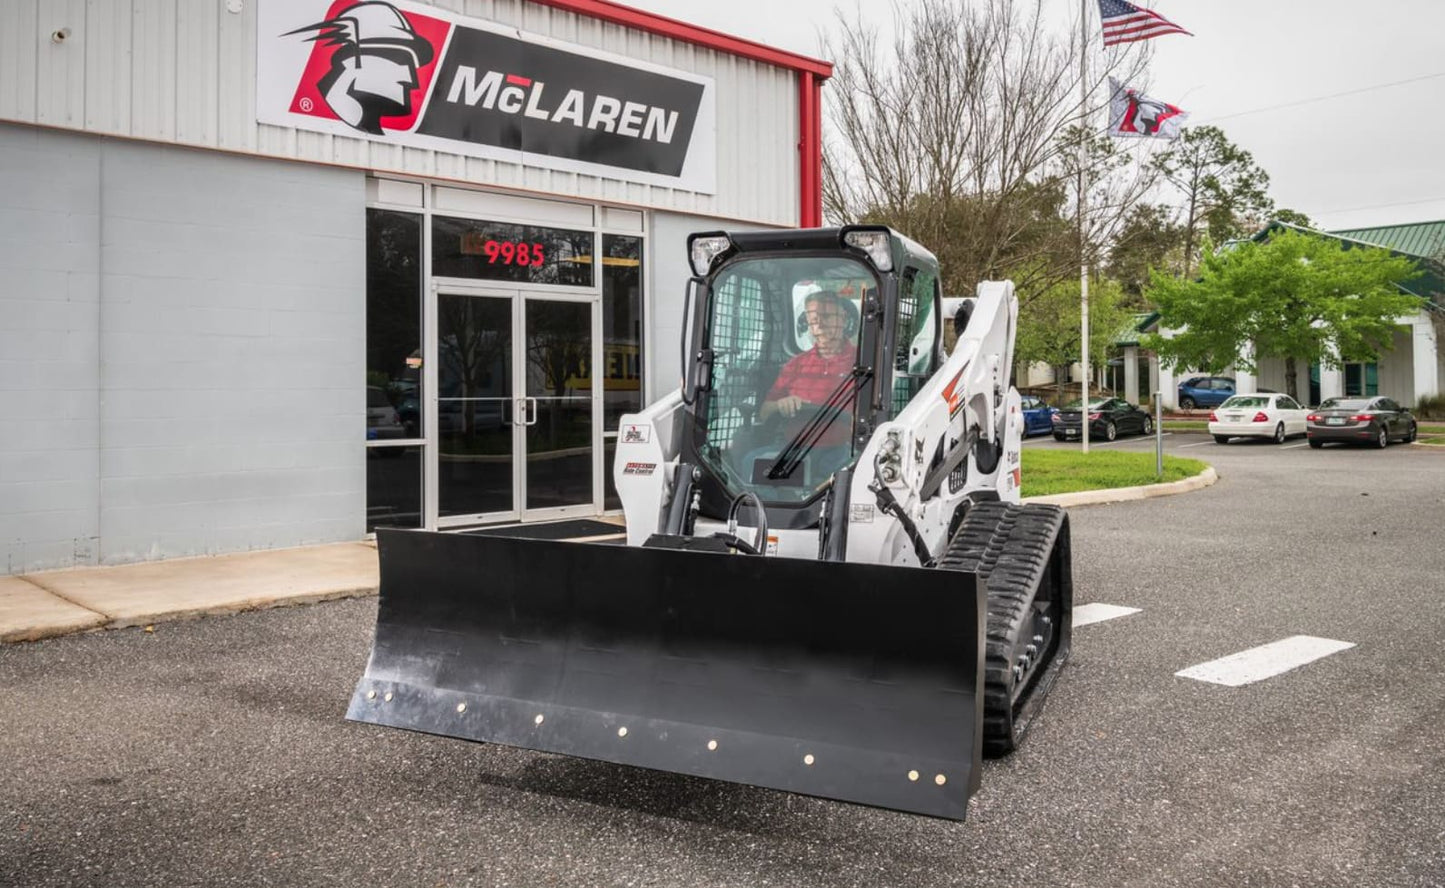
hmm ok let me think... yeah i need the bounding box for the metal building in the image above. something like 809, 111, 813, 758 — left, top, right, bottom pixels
0, 0, 831, 574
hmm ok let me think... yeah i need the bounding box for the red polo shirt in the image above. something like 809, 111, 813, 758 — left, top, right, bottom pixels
765, 343, 857, 446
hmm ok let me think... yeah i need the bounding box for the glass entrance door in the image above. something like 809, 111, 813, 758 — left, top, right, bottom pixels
520, 297, 596, 518
433, 289, 598, 526
436, 292, 516, 524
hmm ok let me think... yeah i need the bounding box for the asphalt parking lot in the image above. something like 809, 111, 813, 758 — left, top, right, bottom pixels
3, 434, 1444, 888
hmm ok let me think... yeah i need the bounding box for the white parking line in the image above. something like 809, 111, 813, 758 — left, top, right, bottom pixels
1179, 440, 1215, 448
1072, 603, 1142, 627
1281, 442, 1309, 449
1175, 635, 1355, 687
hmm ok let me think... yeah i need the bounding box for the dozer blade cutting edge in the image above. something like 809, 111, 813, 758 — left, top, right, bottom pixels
347, 529, 986, 820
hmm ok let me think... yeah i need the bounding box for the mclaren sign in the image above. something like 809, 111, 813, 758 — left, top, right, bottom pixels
256, 0, 717, 193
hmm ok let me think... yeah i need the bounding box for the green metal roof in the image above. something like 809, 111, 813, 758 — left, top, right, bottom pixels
1112, 311, 1160, 347
1249, 219, 1445, 309
1328, 220, 1445, 260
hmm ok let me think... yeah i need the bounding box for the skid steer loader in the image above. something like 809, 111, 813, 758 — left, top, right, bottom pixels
348, 225, 1073, 821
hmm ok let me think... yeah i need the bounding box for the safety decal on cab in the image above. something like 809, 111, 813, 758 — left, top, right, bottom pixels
622, 461, 657, 475
620, 424, 651, 444
850, 504, 875, 523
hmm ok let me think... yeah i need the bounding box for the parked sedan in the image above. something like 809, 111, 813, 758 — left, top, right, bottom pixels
1306, 396, 1418, 449
1209, 393, 1309, 444
1020, 395, 1057, 437
1052, 397, 1153, 442
1177, 375, 1236, 410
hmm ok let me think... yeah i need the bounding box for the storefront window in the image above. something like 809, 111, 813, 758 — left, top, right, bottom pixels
602, 234, 643, 509
432, 216, 594, 287
366, 208, 423, 530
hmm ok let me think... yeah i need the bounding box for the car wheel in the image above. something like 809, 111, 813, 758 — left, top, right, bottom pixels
1053, 434, 1066, 442
1272, 423, 1285, 444
1105, 421, 1117, 441
1142, 416, 1153, 435
1408, 422, 1418, 443
1179, 396, 1196, 411
1375, 426, 1388, 449
1213, 435, 1230, 445
1308, 439, 1323, 449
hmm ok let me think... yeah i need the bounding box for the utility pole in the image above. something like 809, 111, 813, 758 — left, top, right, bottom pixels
1078, 0, 1091, 453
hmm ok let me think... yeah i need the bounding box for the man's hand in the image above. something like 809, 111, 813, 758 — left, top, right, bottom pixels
773, 395, 806, 418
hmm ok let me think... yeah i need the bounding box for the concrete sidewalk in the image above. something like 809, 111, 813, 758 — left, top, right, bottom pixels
0, 542, 380, 644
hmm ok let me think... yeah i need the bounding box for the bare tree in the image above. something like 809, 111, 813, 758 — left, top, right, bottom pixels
822, 0, 1157, 302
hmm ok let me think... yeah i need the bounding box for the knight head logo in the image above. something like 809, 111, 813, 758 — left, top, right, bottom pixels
286, 2, 436, 135
1127, 94, 1171, 136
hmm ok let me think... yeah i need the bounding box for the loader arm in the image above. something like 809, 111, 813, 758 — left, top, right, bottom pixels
845, 281, 1024, 569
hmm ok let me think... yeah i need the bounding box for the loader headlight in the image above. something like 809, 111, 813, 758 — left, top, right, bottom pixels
688, 234, 733, 277
842, 228, 893, 272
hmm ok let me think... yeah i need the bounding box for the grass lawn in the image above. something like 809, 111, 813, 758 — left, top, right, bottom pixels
1021, 449, 1209, 498
1163, 420, 1208, 431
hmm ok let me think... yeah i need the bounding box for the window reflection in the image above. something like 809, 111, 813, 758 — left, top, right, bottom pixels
367, 209, 424, 437
602, 235, 644, 429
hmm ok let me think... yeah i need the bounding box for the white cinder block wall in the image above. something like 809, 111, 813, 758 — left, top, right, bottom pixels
0, 124, 102, 572
0, 122, 366, 574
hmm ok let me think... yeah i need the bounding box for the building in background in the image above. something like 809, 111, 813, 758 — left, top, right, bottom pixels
0, 0, 830, 574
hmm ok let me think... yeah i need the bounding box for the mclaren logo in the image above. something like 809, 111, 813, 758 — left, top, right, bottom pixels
264, 0, 711, 186
285, 2, 437, 135
444, 68, 682, 144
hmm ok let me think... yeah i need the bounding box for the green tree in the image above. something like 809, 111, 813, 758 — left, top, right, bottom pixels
1144, 229, 1422, 402
1151, 126, 1273, 277
1016, 275, 1133, 404
1107, 203, 1186, 302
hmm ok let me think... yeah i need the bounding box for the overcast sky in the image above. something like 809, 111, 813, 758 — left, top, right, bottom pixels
626, 0, 1445, 237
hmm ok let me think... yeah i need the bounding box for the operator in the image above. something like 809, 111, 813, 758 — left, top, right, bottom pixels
758, 289, 857, 427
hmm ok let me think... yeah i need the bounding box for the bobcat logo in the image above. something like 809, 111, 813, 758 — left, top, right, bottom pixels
285, 2, 435, 135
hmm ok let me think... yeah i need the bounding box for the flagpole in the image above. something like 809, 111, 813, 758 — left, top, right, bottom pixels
1079, 0, 1090, 454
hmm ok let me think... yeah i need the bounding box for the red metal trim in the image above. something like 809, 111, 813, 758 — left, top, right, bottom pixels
798, 72, 816, 227
796, 72, 824, 227
810, 75, 824, 225
527, 0, 833, 78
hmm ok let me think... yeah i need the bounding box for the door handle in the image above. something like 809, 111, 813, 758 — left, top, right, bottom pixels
526, 397, 539, 426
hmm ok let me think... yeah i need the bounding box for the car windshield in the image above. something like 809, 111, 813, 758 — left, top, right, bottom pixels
1062, 398, 1109, 410
1320, 398, 1369, 410
698, 255, 879, 504
1221, 396, 1269, 408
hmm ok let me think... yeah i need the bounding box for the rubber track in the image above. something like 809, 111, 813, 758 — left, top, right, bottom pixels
939, 501, 1067, 757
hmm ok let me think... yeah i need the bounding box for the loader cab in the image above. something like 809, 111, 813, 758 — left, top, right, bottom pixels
682, 226, 941, 529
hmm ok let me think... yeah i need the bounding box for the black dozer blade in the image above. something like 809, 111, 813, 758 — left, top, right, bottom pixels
348, 528, 989, 819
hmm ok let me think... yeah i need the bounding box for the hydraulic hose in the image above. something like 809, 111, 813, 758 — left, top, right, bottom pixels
725, 491, 769, 556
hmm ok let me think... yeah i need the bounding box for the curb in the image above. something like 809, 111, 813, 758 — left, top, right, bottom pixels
1024, 466, 1218, 508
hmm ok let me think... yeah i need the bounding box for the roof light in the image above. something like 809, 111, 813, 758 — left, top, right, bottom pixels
842, 229, 893, 271
688, 234, 732, 277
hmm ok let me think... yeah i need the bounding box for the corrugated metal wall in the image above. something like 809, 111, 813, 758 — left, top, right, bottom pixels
0, 0, 800, 226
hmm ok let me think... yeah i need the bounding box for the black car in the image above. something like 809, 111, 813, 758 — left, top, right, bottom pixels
1052, 397, 1154, 442
1306, 396, 1417, 449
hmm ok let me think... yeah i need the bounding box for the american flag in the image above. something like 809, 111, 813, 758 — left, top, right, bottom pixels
1097, 0, 1192, 47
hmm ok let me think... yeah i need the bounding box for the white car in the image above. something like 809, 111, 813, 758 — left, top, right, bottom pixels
1209, 393, 1309, 444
